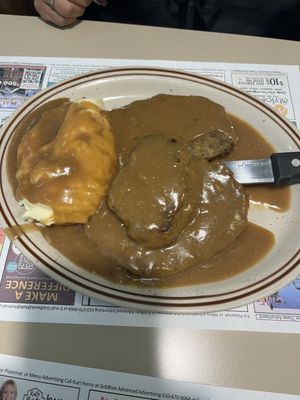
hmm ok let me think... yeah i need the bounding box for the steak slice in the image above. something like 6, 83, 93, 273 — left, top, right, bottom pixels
107, 135, 200, 248
185, 129, 235, 161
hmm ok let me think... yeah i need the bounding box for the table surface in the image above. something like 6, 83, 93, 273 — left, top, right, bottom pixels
0, 14, 300, 396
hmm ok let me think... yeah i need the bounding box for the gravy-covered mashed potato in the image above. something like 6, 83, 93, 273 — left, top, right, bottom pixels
16, 99, 117, 225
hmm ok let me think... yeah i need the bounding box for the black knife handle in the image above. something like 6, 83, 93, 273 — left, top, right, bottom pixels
271, 152, 300, 185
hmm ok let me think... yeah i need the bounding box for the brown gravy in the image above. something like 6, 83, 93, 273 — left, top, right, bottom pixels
228, 116, 290, 212
7, 95, 289, 287
4, 223, 40, 242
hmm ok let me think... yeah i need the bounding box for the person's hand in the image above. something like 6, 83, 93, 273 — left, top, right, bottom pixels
34, 0, 93, 27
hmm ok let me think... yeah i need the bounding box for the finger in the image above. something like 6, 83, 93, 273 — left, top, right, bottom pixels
34, 0, 77, 27
50, 0, 87, 18
69, 0, 93, 7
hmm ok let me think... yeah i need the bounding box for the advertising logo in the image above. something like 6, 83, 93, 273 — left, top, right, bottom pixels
23, 388, 46, 400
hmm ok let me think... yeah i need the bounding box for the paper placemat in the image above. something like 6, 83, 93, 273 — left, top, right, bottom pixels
0, 56, 300, 333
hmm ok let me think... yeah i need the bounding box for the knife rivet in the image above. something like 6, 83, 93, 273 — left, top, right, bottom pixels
291, 158, 300, 167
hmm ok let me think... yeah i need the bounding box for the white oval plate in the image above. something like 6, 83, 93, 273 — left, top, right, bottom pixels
0, 67, 300, 313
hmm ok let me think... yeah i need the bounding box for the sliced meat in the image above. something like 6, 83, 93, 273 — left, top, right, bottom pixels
107, 94, 237, 166
83, 94, 247, 279
185, 129, 235, 161
107, 135, 201, 248
85, 161, 248, 279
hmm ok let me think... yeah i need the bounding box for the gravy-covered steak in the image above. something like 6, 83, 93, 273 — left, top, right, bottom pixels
107, 94, 237, 166
107, 135, 203, 248
85, 159, 248, 278
86, 113, 248, 278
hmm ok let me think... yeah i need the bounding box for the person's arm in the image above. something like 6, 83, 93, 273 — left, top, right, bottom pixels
34, 0, 94, 27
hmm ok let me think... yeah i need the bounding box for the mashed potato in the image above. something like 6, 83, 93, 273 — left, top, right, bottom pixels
16, 98, 117, 225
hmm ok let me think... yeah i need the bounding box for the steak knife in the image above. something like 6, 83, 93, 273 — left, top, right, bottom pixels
224, 152, 300, 185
